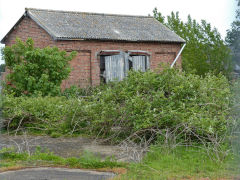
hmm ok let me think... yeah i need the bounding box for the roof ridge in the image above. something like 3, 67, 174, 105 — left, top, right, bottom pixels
25, 7, 153, 18
1, 8, 185, 43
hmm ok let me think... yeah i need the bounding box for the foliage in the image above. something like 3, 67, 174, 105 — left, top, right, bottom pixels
62, 85, 94, 98
81, 69, 231, 142
2, 95, 80, 135
0, 63, 5, 73
2, 69, 231, 145
153, 8, 232, 78
2, 38, 76, 96
226, 0, 240, 68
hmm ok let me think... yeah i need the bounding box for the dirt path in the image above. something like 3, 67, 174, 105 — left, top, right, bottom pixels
0, 134, 129, 161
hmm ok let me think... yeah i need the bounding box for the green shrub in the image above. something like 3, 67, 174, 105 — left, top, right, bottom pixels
2, 68, 232, 144
2, 38, 76, 96
2, 95, 81, 134
79, 69, 231, 141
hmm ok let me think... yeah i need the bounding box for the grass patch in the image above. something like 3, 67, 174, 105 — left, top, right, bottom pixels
0, 147, 125, 172
118, 146, 238, 180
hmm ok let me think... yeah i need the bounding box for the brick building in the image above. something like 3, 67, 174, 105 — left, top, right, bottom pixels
1, 8, 185, 88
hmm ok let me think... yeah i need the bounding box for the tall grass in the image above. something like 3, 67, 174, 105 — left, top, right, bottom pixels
121, 146, 237, 180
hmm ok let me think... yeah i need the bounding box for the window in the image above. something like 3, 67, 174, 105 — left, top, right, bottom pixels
129, 55, 150, 72
99, 50, 150, 83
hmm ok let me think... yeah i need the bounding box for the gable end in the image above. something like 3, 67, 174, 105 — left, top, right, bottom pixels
1, 10, 57, 44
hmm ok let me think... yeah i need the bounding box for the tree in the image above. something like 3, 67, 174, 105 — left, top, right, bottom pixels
226, 0, 240, 70
2, 38, 76, 96
0, 64, 5, 73
153, 8, 232, 78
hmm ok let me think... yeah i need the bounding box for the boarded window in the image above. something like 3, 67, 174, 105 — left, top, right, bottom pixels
100, 54, 125, 83
100, 51, 150, 83
130, 55, 150, 72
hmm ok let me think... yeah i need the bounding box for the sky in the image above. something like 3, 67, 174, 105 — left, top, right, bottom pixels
0, 0, 237, 64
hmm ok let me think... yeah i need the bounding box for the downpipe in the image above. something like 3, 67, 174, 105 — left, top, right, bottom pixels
170, 43, 186, 68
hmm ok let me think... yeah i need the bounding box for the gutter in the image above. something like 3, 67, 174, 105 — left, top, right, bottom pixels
170, 43, 186, 68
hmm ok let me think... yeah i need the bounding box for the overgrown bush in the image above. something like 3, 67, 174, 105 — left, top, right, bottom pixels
2, 38, 76, 96
2, 68, 232, 145
2, 95, 81, 135
77, 69, 231, 138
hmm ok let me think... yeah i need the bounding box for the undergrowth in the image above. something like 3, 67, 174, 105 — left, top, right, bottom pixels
2, 68, 232, 144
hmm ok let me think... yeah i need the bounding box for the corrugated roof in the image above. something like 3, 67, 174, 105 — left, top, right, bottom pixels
1, 8, 185, 43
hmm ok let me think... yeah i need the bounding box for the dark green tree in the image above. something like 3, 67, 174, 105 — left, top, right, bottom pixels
153, 8, 232, 78
0, 63, 5, 73
2, 38, 76, 96
226, 0, 240, 70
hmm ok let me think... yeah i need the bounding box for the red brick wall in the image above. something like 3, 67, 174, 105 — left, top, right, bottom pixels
3, 16, 182, 89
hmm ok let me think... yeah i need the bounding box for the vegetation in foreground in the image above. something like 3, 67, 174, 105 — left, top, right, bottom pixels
2, 68, 231, 142
0, 146, 237, 180
0, 67, 235, 179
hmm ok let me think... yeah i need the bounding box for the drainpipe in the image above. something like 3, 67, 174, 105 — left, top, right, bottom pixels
170, 43, 186, 68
